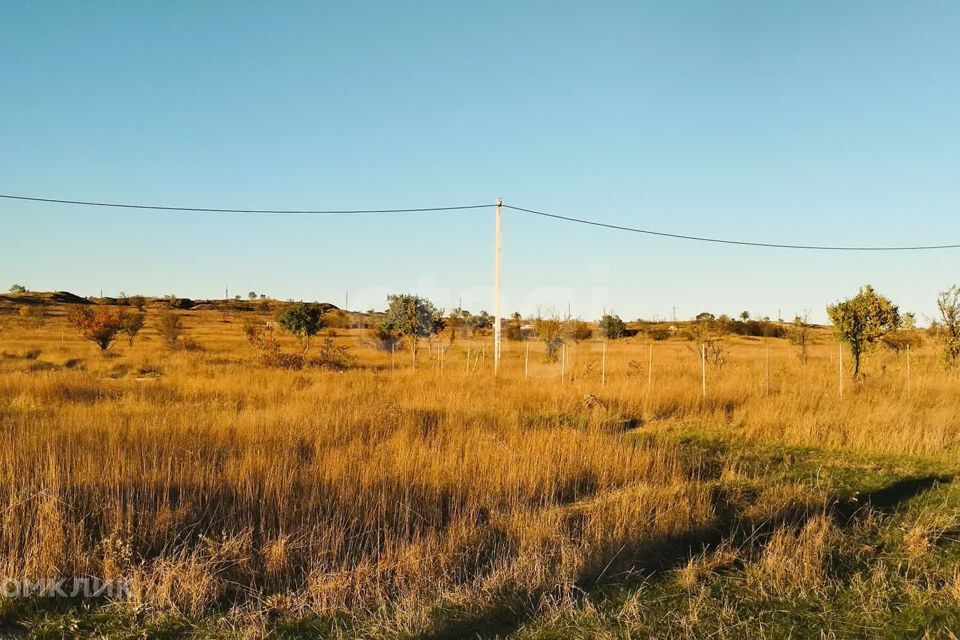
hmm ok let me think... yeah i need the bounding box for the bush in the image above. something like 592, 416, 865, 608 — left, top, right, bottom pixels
244, 322, 305, 369
156, 311, 184, 349
120, 311, 146, 346
505, 313, 524, 341
534, 316, 564, 361
8, 284, 26, 294
312, 338, 354, 371
366, 320, 400, 351
568, 320, 593, 343
598, 314, 626, 340
649, 328, 670, 341
67, 306, 127, 351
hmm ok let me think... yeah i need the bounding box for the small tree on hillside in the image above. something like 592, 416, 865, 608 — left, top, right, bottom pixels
156, 310, 184, 349
67, 306, 127, 351
534, 314, 564, 361
120, 311, 146, 346
598, 314, 626, 340
936, 286, 960, 369
381, 294, 444, 352
826, 285, 900, 378
277, 302, 324, 350
791, 313, 811, 364
9, 284, 26, 294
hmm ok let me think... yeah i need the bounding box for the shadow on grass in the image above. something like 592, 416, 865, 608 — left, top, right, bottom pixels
414, 474, 955, 640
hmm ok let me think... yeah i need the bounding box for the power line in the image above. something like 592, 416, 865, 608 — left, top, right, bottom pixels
504, 204, 960, 251
0, 193, 491, 215
3, 191, 959, 250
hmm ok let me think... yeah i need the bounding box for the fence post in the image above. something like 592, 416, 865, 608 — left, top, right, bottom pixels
765, 341, 770, 396
906, 344, 911, 394
524, 342, 529, 380
838, 343, 843, 399
561, 343, 566, 383
601, 341, 607, 387
647, 342, 653, 396
701, 343, 707, 401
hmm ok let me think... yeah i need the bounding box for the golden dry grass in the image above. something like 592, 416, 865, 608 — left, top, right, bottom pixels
0, 304, 958, 637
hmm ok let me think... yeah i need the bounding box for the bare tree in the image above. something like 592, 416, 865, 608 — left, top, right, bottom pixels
937, 286, 960, 369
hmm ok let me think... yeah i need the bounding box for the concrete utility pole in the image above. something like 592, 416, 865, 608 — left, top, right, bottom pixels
493, 197, 503, 375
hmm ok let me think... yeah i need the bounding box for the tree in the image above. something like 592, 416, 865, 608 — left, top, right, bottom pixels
120, 311, 146, 346
598, 314, 626, 340
936, 286, 960, 369
695, 312, 715, 322
67, 306, 127, 351
740, 311, 750, 321
826, 285, 900, 378
156, 310, 184, 349
791, 313, 811, 364
9, 284, 26, 294
381, 294, 444, 350
248, 291, 257, 300
469, 310, 493, 332
534, 314, 564, 361
505, 312, 524, 341
277, 302, 324, 349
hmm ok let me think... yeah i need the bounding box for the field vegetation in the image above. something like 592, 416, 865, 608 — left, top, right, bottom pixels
0, 291, 958, 638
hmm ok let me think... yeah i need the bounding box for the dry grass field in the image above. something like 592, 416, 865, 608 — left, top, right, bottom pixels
0, 297, 959, 638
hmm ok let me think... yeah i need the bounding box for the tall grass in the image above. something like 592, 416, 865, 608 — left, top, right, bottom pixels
0, 307, 957, 632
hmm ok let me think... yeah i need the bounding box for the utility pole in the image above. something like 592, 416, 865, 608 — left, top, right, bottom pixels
493, 197, 503, 375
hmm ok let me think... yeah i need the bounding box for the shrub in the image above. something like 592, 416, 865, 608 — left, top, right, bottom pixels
8, 284, 26, 294
313, 338, 354, 371
568, 320, 593, 343
366, 320, 400, 351
534, 316, 565, 361
156, 311, 184, 349
244, 322, 304, 369
598, 314, 626, 340
505, 312, 524, 341
67, 306, 127, 351
120, 312, 147, 346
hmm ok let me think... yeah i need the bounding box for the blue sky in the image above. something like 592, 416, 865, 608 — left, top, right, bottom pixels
3, 1, 959, 323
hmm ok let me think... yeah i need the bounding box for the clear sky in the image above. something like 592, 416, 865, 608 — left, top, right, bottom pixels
3, 1, 959, 323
